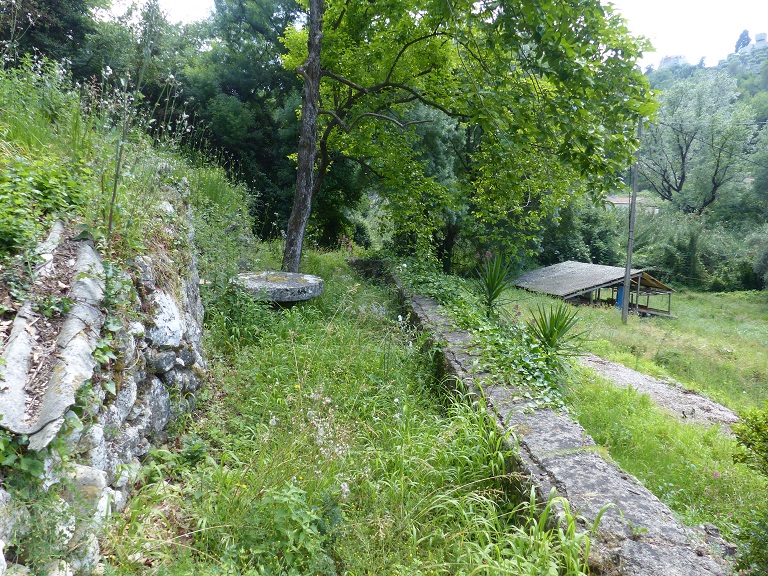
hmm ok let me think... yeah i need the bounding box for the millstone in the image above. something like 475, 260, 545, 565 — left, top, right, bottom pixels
234, 271, 324, 303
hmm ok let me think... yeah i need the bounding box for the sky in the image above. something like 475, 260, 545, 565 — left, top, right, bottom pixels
155, 0, 768, 69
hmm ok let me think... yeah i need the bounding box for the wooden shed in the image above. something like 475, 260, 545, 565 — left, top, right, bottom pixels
514, 261, 674, 317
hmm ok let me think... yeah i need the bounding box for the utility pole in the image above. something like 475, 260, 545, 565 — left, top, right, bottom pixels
622, 120, 642, 325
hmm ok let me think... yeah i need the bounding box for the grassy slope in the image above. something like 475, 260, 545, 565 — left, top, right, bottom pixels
500, 285, 768, 553
504, 287, 768, 413
102, 172, 599, 574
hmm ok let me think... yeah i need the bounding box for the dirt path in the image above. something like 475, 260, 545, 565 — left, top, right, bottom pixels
579, 353, 739, 430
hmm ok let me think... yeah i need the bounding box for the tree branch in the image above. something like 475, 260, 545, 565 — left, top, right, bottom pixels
319, 109, 432, 132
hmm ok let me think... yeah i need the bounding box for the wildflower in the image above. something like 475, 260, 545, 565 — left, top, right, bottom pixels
712, 471, 721, 479
340, 482, 350, 500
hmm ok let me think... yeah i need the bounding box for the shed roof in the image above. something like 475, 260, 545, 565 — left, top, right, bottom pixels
514, 261, 672, 299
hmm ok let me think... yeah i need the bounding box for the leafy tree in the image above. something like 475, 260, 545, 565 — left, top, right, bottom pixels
0, 0, 103, 67
279, 0, 655, 271
156, 0, 304, 237
735, 29, 751, 53
639, 71, 754, 214
538, 199, 625, 266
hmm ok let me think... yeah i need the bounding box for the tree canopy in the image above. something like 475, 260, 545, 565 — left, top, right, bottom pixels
279, 0, 656, 270
639, 71, 752, 214
736, 29, 751, 53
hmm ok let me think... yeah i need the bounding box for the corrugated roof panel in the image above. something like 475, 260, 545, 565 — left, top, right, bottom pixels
514, 261, 672, 298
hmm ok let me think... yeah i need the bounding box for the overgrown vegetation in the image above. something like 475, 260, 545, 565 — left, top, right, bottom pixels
102, 227, 601, 574
2, 1, 768, 574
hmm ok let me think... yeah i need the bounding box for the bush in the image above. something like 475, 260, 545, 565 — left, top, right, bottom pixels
0, 155, 84, 254
734, 401, 768, 477
733, 401, 768, 573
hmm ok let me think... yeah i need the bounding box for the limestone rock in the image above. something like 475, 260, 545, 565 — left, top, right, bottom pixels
129, 377, 171, 435
67, 465, 108, 509
146, 350, 176, 374
234, 271, 324, 303
146, 291, 184, 349
43, 561, 73, 576
116, 374, 139, 423
68, 533, 100, 576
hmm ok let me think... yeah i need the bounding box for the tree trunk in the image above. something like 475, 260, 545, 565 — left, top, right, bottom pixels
281, 0, 323, 273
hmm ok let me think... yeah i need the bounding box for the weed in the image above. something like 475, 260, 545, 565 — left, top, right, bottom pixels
32, 295, 73, 318
0, 428, 46, 494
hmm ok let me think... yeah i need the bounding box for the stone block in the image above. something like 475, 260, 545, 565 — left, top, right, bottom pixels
146, 291, 184, 349
146, 350, 176, 374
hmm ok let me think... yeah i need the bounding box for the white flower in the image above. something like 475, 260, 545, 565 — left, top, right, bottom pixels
340, 482, 350, 500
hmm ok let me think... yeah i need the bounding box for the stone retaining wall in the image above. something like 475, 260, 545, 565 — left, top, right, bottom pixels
398, 286, 732, 575
0, 185, 205, 575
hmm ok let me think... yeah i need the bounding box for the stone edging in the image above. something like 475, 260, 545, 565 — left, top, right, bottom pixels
400, 286, 732, 576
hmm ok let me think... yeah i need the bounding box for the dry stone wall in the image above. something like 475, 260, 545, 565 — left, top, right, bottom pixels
0, 185, 205, 575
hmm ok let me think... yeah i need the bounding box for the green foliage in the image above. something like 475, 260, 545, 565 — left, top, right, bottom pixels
397, 258, 571, 411
204, 281, 275, 351
734, 401, 768, 477
735, 30, 751, 53
32, 295, 73, 318
736, 506, 768, 575
0, 0, 100, 68
473, 252, 514, 318
632, 210, 765, 290
105, 246, 600, 574
0, 428, 46, 492
529, 302, 583, 358
279, 0, 654, 265
0, 154, 84, 254
640, 71, 752, 214
538, 198, 625, 266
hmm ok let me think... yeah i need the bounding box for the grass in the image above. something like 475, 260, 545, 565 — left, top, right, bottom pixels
501, 287, 768, 413
102, 250, 600, 575
567, 367, 767, 533
496, 286, 768, 567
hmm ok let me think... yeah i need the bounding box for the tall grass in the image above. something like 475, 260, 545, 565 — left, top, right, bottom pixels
103, 238, 600, 574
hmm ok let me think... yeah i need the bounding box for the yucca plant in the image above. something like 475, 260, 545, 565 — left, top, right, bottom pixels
474, 251, 514, 318
529, 301, 583, 358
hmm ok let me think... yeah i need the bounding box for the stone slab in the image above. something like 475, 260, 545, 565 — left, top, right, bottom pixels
0, 242, 104, 447
234, 271, 324, 303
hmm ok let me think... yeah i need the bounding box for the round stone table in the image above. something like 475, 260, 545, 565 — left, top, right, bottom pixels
234, 271, 324, 304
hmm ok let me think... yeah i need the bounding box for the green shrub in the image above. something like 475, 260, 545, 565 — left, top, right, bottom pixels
473, 251, 513, 318
0, 155, 84, 254
734, 401, 768, 477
